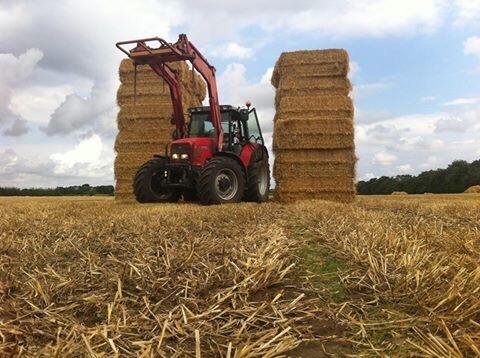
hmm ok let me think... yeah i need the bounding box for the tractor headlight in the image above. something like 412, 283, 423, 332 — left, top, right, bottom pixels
172, 153, 180, 160
180, 153, 189, 160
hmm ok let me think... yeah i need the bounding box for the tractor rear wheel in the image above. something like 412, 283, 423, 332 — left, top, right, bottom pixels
133, 158, 181, 203
244, 153, 270, 202
197, 157, 245, 205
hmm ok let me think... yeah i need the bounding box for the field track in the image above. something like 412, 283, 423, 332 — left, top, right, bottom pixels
1, 194, 479, 356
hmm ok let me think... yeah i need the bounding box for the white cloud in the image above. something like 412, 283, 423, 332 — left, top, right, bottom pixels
463, 36, 480, 73
420, 96, 436, 102
373, 151, 397, 165
464, 36, 480, 57
282, 0, 446, 37
420, 155, 440, 170
454, 0, 480, 25
362, 172, 376, 180
349, 61, 360, 78
210, 42, 254, 59
435, 116, 467, 132
443, 97, 480, 106
3, 119, 29, 136
50, 134, 103, 166
397, 164, 414, 174
397, 136, 444, 151
0, 48, 43, 127
9, 85, 74, 124
352, 81, 392, 100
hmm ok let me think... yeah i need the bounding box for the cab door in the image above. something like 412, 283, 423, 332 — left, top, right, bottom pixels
246, 108, 264, 145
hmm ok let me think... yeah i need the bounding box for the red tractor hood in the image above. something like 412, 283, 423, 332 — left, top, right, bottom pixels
172, 137, 216, 147
170, 137, 216, 166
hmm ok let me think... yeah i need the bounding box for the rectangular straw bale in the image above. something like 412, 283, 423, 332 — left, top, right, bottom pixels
273, 133, 354, 150
115, 141, 170, 155
119, 59, 206, 100
277, 95, 353, 114
274, 118, 354, 135
114, 179, 134, 194
274, 77, 352, 105
275, 191, 355, 203
117, 116, 173, 131
114, 152, 153, 167
277, 76, 351, 91
274, 149, 357, 164
276, 49, 349, 67
116, 128, 173, 143
271, 49, 349, 87
275, 177, 355, 192
273, 162, 355, 179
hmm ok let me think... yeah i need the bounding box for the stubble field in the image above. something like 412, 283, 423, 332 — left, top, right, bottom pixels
0, 195, 479, 357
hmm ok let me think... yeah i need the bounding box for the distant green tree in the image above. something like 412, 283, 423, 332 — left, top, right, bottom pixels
357, 158, 480, 194
0, 185, 114, 196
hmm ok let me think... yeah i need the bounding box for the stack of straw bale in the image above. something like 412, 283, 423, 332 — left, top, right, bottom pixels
114, 59, 206, 200
271, 50, 356, 203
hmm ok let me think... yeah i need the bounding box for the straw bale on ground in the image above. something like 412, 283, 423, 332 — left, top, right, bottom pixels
464, 185, 480, 193
391, 191, 408, 195
275, 191, 355, 203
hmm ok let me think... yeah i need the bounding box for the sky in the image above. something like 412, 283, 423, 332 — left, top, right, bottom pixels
0, 0, 479, 187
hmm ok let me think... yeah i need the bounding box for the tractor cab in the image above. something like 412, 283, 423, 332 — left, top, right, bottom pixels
188, 105, 264, 153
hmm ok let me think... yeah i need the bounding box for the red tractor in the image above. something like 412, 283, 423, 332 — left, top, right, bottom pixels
116, 34, 270, 205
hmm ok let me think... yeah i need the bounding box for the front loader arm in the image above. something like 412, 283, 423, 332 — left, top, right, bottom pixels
116, 34, 224, 151
149, 63, 187, 138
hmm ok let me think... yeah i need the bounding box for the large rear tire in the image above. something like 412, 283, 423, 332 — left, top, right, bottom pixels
244, 151, 270, 203
197, 157, 245, 205
133, 158, 181, 203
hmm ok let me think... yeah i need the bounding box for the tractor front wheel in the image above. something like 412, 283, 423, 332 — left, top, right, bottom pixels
197, 157, 245, 205
133, 158, 181, 203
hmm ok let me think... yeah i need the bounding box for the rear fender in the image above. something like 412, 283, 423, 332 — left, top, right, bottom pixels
241, 143, 268, 167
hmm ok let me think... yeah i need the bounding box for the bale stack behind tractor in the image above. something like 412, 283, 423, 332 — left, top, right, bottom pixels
114, 59, 206, 200
272, 50, 356, 203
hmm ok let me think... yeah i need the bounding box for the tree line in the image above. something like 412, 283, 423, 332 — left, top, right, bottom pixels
0, 184, 114, 196
357, 159, 480, 195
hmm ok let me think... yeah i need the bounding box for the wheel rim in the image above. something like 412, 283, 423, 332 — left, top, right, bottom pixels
215, 168, 239, 201
258, 164, 268, 196
150, 171, 173, 199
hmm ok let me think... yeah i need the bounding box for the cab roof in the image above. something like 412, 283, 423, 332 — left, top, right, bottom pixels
188, 105, 240, 113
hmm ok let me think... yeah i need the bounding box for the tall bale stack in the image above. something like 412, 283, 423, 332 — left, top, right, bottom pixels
114, 59, 206, 200
272, 50, 356, 203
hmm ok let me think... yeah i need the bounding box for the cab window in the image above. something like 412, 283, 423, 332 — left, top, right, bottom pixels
247, 109, 262, 144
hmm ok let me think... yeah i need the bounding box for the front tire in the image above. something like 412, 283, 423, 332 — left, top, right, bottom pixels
197, 157, 245, 205
133, 158, 181, 203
